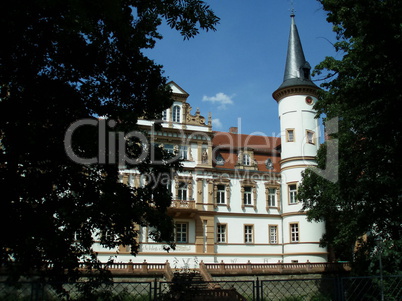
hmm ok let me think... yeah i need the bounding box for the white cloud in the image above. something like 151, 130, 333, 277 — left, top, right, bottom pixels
212, 118, 223, 129
202, 92, 234, 109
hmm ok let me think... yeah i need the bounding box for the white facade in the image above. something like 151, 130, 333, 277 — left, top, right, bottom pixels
92, 80, 327, 267
94, 15, 328, 267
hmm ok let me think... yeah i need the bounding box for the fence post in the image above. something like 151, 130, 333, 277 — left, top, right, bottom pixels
255, 277, 260, 301
153, 278, 158, 301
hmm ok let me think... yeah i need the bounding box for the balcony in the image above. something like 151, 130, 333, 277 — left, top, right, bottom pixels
168, 200, 197, 217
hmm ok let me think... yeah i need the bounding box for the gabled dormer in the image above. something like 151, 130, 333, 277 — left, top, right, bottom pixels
162, 81, 212, 130
161, 81, 189, 123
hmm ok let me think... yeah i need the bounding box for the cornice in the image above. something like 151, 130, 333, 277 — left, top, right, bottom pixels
273, 85, 319, 102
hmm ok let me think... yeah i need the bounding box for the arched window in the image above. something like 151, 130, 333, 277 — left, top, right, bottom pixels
172, 105, 181, 122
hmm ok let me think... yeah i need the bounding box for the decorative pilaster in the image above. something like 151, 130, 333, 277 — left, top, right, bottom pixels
196, 178, 204, 210
206, 179, 214, 211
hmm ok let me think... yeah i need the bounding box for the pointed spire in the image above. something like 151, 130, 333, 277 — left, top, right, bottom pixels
276, 14, 316, 91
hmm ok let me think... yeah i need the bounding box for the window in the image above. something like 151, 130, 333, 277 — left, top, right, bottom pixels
164, 144, 174, 154
290, 223, 299, 243
286, 129, 295, 142
269, 225, 278, 244
175, 222, 188, 243
244, 225, 253, 243
102, 230, 115, 242
289, 184, 297, 204
172, 105, 181, 122
241, 180, 256, 209
243, 186, 252, 206
216, 185, 226, 204
268, 188, 276, 207
178, 182, 187, 200
307, 130, 315, 144
217, 224, 226, 243
243, 154, 251, 166
162, 110, 167, 121
215, 153, 225, 165
265, 158, 273, 170
179, 145, 188, 160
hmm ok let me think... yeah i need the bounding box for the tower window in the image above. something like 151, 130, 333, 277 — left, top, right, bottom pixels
286, 129, 295, 142
172, 105, 181, 122
290, 223, 299, 243
306, 130, 315, 144
289, 184, 297, 204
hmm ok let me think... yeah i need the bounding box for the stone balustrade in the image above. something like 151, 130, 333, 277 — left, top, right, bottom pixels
204, 260, 351, 275
75, 260, 350, 276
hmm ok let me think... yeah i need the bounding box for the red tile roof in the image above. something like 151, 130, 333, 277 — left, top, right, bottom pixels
213, 132, 280, 151
212, 132, 281, 172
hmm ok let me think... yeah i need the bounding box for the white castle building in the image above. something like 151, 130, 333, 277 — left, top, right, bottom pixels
94, 14, 327, 266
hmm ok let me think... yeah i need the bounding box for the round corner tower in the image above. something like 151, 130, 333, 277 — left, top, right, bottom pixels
273, 13, 327, 263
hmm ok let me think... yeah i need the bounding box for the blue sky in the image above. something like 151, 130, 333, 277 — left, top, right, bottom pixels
145, 0, 338, 137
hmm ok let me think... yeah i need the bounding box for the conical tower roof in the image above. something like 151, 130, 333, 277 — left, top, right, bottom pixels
274, 14, 317, 96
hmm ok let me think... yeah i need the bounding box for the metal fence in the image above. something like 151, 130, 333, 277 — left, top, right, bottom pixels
0, 275, 401, 300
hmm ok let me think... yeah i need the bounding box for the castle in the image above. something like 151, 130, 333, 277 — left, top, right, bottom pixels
94, 14, 327, 267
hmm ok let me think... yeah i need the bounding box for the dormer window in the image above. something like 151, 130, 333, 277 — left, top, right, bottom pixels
172, 105, 181, 122
265, 158, 273, 170
301, 62, 311, 80
243, 154, 251, 166
215, 153, 225, 165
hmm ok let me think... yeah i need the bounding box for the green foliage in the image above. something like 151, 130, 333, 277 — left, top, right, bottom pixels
299, 0, 402, 274
0, 0, 219, 283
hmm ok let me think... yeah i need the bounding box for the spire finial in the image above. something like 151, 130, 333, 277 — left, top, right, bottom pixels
272, 5, 317, 96
290, 0, 296, 17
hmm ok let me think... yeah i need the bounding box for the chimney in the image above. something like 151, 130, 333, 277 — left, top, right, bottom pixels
229, 127, 238, 134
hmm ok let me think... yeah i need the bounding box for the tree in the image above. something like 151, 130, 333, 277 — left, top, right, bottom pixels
0, 0, 219, 283
298, 0, 402, 274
